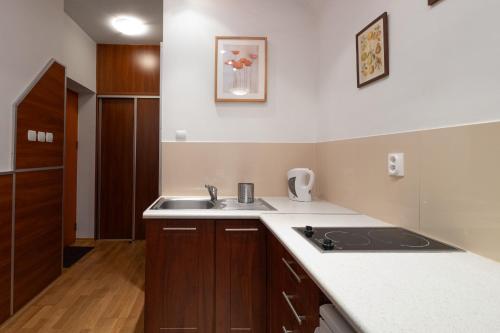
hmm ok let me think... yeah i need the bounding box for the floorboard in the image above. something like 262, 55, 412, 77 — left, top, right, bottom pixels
0, 240, 145, 333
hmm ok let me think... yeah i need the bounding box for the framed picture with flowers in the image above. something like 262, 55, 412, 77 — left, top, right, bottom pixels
215, 36, 267, 102
356, 12, 389, 88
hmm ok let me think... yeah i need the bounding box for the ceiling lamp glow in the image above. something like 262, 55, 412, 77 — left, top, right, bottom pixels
111, 16, 148, 36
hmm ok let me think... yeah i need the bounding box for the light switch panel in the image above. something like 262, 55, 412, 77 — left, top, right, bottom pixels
37, 131, 46, 142
46, 132, 54, 143
27, 130, 37, 142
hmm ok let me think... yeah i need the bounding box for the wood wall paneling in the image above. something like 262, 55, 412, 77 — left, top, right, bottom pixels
135, 99, 159, 240
14, 170, 63, 312
99, 99, 135, 239
0, 175, 13, 324
15, 62, 65, 169
97, 44, 160, 96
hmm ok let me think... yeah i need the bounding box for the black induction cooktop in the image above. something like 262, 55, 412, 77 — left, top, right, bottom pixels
294, 226, 463, 252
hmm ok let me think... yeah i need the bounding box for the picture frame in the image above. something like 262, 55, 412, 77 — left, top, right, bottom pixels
356, 12, 389, 88
428, 0, 442, 5
215, 36, 267, 102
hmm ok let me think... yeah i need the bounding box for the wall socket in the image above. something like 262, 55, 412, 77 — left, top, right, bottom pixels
388, 153, 404, 177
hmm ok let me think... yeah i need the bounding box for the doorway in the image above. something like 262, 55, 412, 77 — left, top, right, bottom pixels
64, 89, 79, 246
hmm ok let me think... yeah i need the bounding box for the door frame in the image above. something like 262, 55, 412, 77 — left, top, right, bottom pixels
64, 89, 78, 246
94, 95, 160, 240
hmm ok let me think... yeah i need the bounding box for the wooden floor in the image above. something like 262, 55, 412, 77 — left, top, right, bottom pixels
0, 240, 145, 333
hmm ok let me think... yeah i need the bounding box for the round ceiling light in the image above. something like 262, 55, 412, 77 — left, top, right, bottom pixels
111, 16, 148, 36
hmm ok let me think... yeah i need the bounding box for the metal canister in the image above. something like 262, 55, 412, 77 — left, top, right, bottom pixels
238, 183, 254, 204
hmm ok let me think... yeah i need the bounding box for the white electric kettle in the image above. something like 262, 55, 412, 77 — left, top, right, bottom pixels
287, 168, 315, 202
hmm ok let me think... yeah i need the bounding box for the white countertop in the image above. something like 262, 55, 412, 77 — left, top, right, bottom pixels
143, 196, 358, 219
143, 196, 500, 332
261, 214, 500, 333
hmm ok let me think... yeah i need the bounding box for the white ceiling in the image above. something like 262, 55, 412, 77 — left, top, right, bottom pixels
64, 0, 163, 44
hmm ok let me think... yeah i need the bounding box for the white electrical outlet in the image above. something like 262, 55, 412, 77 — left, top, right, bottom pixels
37, 131, 46, 142
388, 153, 405, 177
27, 130, 37, 142
175, 130, 187, 141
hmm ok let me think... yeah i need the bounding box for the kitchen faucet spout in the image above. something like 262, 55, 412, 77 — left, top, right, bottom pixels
205, 184, 218, 201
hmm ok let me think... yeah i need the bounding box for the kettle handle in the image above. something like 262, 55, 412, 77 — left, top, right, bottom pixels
304, 169, 315, 191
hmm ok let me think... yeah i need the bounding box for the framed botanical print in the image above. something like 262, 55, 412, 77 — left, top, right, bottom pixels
356, 12, 389, 88
215, 36, 267, 102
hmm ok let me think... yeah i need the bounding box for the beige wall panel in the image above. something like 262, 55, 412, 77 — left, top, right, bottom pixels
162, 142, 317, 197
420, 122, 500, 261
317, 133, 421, 231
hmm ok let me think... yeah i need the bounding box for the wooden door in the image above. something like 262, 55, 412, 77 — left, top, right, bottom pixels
134, 98, 159, 240
64, 89, 78, 246
216, 220, 267, 333
145, 220, 215, 333
0, 175, 12, 324
98, 98, 134, 239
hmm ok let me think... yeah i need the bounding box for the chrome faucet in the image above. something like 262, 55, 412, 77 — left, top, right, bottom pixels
205, 184, 218, 201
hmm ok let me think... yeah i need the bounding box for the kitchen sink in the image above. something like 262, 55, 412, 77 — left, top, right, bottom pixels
150, 198, 276, 211
152, 198, 215, 210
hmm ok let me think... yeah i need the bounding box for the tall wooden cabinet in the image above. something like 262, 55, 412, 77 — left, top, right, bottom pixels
215, 220, 267, 332
97, 97, 159, 240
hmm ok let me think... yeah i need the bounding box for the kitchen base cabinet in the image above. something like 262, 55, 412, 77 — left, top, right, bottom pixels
268, 231, 320, 333
145, 220, 215, 333
215, 220, 267, 332
145, 219, 320, 333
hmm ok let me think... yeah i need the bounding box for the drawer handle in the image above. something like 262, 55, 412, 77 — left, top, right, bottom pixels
282, 291, 305, 325
281, 258, 302, 283
162, 227, 197, 231
282, 326, 294, 333
224, 228, 259, 232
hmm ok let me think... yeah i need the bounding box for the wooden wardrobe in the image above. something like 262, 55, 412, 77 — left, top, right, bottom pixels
96, 44, 160, 240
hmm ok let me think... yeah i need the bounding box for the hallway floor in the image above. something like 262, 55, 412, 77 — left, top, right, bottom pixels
0, 240, 145, 333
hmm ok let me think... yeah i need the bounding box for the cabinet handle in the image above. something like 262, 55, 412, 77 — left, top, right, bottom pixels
282, 258, 302, 283
224, 228, 259, 232
282, 291, 305, 325
162, 227, 197, 231
282, 326, 294, 333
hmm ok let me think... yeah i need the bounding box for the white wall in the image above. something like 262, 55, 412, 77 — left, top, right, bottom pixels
317, 0, 500, 141
162, 0, 319, 143
63, 13, 98, 238
63, 14, 97, 92
76, 93, 97, 238
0, 0, 65, 171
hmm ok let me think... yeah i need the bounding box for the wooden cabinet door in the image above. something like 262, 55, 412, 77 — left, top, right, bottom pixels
134, 98, 159, 240
216, 220, 267, 333
268, 231, 319, 333
98, 98, 134, 239
145, 220, 215, 333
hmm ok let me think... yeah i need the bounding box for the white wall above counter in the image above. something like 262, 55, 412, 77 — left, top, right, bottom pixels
161, 0, 319, 143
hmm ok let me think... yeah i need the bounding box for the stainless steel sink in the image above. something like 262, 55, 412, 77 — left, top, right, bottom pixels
152, 198, 215, 210
151, 198, 276, 211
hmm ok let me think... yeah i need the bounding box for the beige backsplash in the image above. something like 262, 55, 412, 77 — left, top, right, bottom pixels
162, 122, 500, 262
318, 122, 500, 262
161, 142, 317, 197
